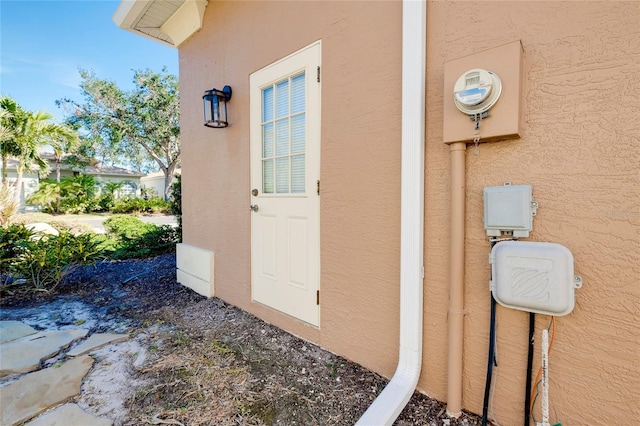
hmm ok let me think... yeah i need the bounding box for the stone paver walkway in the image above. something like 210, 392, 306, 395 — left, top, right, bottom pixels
0, 321, 127, 426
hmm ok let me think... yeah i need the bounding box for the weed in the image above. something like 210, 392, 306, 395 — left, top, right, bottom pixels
210, 339, 234, 355
172, 332, 190, 346
326, 362, 343, 378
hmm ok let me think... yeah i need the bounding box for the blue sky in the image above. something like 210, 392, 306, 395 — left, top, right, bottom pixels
0, 0, 179, 121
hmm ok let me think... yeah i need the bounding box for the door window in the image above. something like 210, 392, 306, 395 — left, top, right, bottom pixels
261, 72, 306, 194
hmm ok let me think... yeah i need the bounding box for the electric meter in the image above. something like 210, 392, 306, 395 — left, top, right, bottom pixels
453, 68, 502, 115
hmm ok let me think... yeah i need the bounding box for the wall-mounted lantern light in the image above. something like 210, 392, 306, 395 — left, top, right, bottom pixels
203, 85, 232, 128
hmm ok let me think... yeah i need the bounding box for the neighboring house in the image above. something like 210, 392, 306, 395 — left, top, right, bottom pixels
140, 169, 180, 199
41, 153, 145, 199
1, 152, 145, 210
0, 157, 40, 210
115, 2, 638, 425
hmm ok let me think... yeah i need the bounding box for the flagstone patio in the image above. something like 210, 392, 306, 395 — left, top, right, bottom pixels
0, 320, 127, 426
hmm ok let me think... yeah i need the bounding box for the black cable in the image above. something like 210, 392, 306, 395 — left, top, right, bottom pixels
482, 294, 497, 426
482, 241, 498, 426
524, 312, 536, 426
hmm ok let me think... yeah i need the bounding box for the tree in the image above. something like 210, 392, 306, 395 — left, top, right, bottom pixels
59, 68, 180, 199
0, 96, 80, 206
45, 123, 80, 183
1, 96, 19, 184
11, 110, 56, 205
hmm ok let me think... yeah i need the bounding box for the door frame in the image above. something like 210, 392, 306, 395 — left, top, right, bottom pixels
249, 41, 322, 326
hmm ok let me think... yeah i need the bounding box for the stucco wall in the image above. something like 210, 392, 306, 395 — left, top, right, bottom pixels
179, 0, 402, 375
179, 0, 639, 424
424, 1, 639, 424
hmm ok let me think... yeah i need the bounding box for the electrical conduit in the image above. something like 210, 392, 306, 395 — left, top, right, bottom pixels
446, 141, 467, 417
355, 0, 426, 424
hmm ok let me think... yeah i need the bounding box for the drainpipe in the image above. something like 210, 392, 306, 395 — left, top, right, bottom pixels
446, 141, 467, 417
355, 0, 426, 425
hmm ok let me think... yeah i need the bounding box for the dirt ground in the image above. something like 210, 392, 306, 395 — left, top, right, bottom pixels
1, 254, 483, 426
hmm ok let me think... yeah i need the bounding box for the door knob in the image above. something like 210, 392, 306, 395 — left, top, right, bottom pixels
250, 204, 259, 212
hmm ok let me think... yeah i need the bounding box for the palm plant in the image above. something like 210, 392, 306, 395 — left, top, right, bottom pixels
26, 180, 62, 213
60, 174, 97, 199
10, 110, 54, 205
45, 123, 80, 182
0, 96, 19, 184
1, 96, 82, 207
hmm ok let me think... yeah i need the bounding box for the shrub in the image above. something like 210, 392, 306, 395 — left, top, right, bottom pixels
0, 224, 34, 273
111, 225, 179, 260
59, 196, 100, 214
0, 184, 18, 226
1, 224, 104, 293
103, 215, 156, 241
26, 180, 61, 214
169, 174, 182, 238
110, 197, 170, 214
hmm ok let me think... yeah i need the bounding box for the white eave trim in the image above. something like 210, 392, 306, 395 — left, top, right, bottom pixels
113, 0, 208, 48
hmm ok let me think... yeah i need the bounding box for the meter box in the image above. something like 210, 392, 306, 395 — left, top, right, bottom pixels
483, 183, 537, 237
490, 241, 582, 316
443, 40, 523, 144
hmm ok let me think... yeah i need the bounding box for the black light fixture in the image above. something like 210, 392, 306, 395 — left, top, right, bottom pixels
203, 85, 232, 128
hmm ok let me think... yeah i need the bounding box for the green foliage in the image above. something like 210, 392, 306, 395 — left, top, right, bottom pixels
99, 181, 123, 211
110, 197, 170, 214
0, 224, 34, 273
60, 174, 97, 199
1, 96, 79, 204
1, 224, 103, 293
26, 180, 61, 213
104, 215, 156, 240
169, 174, 182, 237
27, 176, 170, 215
113, 225, 179, 260
58, 68, 180, 198
101, 215, 178, 260
28, 174, 100, 214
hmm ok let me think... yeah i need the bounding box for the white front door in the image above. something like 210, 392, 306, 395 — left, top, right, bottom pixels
250, 42, 321, 326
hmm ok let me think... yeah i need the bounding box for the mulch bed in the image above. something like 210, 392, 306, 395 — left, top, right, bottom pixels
1, 254, 483, 426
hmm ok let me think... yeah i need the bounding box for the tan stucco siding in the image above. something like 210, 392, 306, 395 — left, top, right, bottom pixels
179, 0, 638, 424
179, 0, 403, 370
425, 1, 639, 424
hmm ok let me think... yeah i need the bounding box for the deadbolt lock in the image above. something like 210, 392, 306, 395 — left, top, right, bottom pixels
252, 188, 259, 196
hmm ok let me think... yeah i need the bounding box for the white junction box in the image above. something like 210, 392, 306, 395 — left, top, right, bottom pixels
490, 241, 582, 316
484, 183, 537, 237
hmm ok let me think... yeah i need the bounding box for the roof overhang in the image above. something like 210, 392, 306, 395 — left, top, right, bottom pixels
113, 0, 208, 48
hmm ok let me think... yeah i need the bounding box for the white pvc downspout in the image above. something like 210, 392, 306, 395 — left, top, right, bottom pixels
356, 1, 426, 425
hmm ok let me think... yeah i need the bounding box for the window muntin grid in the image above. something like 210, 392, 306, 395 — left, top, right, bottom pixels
261, 72, 306, 194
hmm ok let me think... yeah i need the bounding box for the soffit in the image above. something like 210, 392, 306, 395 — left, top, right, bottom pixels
113, 0, 207, 48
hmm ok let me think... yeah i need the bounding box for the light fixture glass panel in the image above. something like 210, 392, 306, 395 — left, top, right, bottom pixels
262, 87, 274, 122
276, 80, 289, 119
276, 118, 289, 156
291, 73, 305, 114
291, 114, 305, 154
276, 157, 290, 193
262, 123, 274, 158
291, 154, 305, 193
262, 159, 274, 193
